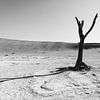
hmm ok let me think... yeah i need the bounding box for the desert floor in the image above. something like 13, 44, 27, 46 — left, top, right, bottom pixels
0, 48, 100, 100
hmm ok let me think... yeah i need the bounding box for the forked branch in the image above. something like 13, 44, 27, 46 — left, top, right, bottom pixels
75, 17, 84, 28
75, 17, 84, 38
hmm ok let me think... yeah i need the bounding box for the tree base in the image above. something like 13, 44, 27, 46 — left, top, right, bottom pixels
74, 62, 91, 71
52, 62, 91, 73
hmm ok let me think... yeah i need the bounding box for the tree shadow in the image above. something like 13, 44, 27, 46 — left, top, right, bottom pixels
0, 63, 91, 83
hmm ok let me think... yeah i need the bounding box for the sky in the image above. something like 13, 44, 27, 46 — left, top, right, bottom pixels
0, 0, 100, 43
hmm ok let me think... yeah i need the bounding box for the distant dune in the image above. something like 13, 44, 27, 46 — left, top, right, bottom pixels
0, 38, 100, 54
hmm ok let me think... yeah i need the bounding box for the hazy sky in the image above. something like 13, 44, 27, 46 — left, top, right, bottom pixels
0, 0, 100, 43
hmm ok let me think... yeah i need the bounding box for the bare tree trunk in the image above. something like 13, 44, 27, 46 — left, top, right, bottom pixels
75, 39, 84, 70
74, 13, 98, 71
52, 13, 98, 73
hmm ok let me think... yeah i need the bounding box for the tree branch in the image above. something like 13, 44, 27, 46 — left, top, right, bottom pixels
84, 13, 98, 38
75, 17, 84, 39
75, 17, 80, 25
81, 20, 84, 28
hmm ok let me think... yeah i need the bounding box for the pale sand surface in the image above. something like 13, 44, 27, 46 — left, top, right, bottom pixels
0, 38, 99, 99
0, 54, 99, 100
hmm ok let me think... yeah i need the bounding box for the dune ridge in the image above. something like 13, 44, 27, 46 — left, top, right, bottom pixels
0, 38, 100, 54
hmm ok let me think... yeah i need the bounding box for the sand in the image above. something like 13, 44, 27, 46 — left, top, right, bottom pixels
0, 55, 99, 100
0, 38, 99, 100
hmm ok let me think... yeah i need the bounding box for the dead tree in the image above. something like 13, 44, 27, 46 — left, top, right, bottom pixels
74, 13, 98, 71
50, 13, 98, 73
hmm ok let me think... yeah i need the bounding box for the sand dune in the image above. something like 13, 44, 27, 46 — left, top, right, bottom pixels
0, 38, 100, 54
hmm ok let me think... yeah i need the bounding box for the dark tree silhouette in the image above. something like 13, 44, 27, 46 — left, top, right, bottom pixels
74, 13, 98, 71
50, 13, 98, 73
